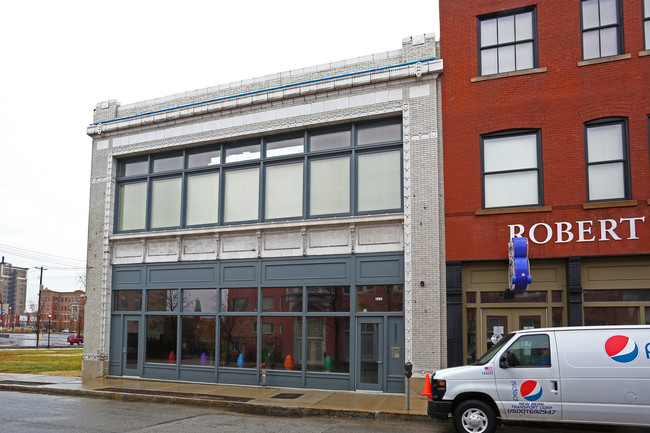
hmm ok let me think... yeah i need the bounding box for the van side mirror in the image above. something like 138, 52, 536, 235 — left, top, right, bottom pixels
499, 350, 517, 369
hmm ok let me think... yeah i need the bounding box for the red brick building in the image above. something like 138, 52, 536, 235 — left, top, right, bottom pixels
440, 0, 650, 366
39, 289, 86, 332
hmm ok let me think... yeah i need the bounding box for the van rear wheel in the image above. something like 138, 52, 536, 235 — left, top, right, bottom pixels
453, 399, 496, 433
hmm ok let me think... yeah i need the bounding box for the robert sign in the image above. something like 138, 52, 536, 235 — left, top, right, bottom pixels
509, 216, 645, 245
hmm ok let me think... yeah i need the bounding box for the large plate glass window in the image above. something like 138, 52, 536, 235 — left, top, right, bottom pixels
357, 151, 401, 212
186, 173, 219, 226
265, 162, 303, 219
479, 8, 536, 76
224, 167, 259, 223
585, 118, 629, 201
581, 0, 623, 60
150, 177, 182, 228
482, 130, 542, 208
309, 156, 350, 216
117, 182, 146, 231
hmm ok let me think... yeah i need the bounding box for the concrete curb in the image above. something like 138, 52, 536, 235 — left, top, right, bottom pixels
0, 384, 432, 422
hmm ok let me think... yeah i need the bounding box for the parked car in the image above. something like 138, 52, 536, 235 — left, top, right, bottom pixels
67, 334, 83, 345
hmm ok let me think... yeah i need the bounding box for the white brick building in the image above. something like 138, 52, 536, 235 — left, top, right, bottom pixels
84, 35, 445, 392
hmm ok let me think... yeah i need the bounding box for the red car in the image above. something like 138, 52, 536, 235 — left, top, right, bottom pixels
67, 334, 83, 345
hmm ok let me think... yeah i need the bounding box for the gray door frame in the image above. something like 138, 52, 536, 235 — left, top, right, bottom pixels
355, 316, 385, 391
121, 315, 142, 377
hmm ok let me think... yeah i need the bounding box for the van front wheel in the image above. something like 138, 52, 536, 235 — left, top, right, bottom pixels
453, 400, 496, 433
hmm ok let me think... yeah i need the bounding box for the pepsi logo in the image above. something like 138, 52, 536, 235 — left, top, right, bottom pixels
520, 380, 543, 401
605, 335, 639, 363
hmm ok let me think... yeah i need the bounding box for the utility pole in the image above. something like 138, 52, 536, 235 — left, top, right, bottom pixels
35, 266, 46, 347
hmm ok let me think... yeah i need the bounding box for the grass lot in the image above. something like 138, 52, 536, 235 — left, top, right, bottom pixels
0, 349, 82, 376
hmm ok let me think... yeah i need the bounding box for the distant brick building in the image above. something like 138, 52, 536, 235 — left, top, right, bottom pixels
440, 0, 650, 366
39, 289, 86, 332
0, 257, 28, 315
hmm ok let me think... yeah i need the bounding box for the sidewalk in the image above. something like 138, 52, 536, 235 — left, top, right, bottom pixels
0, 373, 431, 421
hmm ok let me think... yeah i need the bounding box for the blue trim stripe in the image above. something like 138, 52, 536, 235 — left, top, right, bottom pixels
91, 57, 437, 126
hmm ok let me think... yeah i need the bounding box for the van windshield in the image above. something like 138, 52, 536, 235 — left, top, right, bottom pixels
475, 333, 515, 365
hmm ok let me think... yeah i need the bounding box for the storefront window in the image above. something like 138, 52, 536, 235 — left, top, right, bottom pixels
356, 285, 403, 312
220, 288, 257, 312
181, 316, 216, 366
146, 316, 177, 363
301, 317, 349, 373
147, 289, 179, 312
113, 290, 142, 311
219, 316, 257, 368
182, 289, 217, 313
261, 317, 301, 370
584, 307, 639, 325
261, 287, 302, 312
307, 286, 350, 312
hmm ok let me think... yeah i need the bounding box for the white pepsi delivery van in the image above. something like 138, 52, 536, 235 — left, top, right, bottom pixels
427, 326, 650, 433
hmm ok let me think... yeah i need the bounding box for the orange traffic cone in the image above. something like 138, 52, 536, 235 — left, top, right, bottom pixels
421, 373, 432, 397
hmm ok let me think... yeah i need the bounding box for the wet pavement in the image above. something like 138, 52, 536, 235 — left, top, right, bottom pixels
0, 332, 78, 348
0, 372, 429, 421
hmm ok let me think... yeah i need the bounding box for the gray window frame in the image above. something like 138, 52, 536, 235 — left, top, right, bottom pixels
645, 0, 650, 50
584, 117, 631, 202
580, 0, 624, 60
477, 7, 538, 76
480, 129, 544, 209
114, 118, 403, 233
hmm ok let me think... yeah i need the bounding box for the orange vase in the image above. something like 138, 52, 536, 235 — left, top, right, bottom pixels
284, 354, 294, 370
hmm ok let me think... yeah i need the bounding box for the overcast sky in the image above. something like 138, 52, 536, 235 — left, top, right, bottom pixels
0, 1, 439, 309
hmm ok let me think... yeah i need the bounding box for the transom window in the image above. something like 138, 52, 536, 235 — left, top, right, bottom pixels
115, 118, 402, 232
581, 0, 623, 60
481, 130, 542, 209
478, 8, 536, 76
585, 118, 630, 202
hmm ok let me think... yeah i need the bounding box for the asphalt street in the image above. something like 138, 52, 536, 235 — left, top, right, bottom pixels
0, 391, 647, 433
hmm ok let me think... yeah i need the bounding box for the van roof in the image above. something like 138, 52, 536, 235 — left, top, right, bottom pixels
511, 325, 650, 335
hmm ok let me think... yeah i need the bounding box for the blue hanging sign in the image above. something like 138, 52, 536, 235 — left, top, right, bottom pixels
508, 237, 532, 291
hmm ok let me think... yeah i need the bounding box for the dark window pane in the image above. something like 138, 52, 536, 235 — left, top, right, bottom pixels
181, 316, 216, 366
466, 292, 477, 304
584, 307, 639, 325
302, 317, 349, 373
147, 289, 179, 312
221, 288, 257, 312
481, 291, 547, 303
357, 121, 401, 145
307, 286, 350, 312
583, 289, 650, 302
113, 290, 142, 311
219, 316, 257, 367
121, 159, 148, 177
153, 154, 183, 172
309, 129, 350, 151
466, 308, 477, 364
182, 289, 217, 313
261, 288, 302, 312
356, 285, 403, 312
146, 316, 177, 363
261, 317, 302, 370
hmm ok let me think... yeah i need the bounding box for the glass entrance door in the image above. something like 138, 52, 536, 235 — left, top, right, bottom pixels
356, 318, 384, 391
122, 316, 141, 376
480, 308, 547, 354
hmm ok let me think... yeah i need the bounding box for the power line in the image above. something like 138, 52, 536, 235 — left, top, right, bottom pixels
0, 243, 85, 268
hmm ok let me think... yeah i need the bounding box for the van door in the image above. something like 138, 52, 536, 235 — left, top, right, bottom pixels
494, 332, 562, 422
